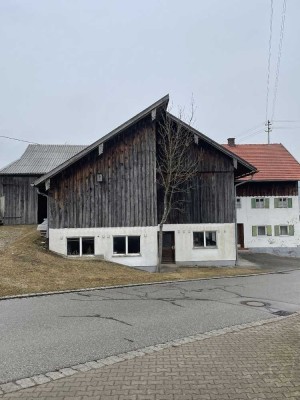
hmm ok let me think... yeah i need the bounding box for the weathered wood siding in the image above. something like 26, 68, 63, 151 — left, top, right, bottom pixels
157, 140, 235, 224
0, 175, 40, 225
48, 118, 157, 229
237, 181, 298, 197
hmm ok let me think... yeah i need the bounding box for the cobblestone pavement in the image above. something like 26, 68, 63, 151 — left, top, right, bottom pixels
1, 314, 299, 400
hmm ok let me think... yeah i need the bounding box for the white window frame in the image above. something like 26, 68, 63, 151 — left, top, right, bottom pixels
193, 231, 217, 249
256, 198, 265, 209
67, 237, 95, 257
113, 235, 141, 256
236, 198, 241, 208
277, 198, 288, 208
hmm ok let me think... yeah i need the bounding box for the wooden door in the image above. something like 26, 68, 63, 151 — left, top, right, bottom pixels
237, 223, 244, 249
162, 231, 175, 263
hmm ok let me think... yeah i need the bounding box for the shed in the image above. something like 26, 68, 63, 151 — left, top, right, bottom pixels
0, 144, 86, 225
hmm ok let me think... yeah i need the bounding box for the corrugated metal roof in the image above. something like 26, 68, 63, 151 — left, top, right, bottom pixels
0, 144, 87, 175
222, 143, 300, 181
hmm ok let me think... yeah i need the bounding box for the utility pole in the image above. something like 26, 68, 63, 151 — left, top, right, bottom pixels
265, 120, 272, 144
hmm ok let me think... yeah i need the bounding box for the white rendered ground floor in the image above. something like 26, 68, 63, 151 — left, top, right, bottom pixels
49, 223, 236, 272
236, 195, 300, 257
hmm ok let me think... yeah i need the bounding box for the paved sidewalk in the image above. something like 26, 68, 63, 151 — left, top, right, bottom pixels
1, 314, 299, 400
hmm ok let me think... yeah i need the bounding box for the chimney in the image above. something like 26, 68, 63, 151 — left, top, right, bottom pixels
227, 138, 236, 147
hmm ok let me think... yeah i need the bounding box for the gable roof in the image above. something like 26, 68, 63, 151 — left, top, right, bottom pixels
168, 113, 257, 177
0, 144, 87, 175
34, 95, 256, 187
34, 95, 170, 186
222, 143, 300, 181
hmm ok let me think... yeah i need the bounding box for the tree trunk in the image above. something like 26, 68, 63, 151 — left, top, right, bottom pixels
157, 223, 163, 273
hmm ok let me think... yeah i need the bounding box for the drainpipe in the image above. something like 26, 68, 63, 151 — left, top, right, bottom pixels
234, 178, 253, 266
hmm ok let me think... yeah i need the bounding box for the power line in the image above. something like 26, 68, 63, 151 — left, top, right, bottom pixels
238, 130, 265, 143
271, 0, 287, 121
273, 120, 300, 123
235, 122, 265, 139
265, 0, 274, 122
0, 135, 39, 144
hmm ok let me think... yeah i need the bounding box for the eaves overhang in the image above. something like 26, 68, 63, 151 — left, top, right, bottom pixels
34, 94, 169, 187
167, 113, 257, 178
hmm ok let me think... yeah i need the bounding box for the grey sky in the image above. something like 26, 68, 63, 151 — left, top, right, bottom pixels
0, 0, 299, 169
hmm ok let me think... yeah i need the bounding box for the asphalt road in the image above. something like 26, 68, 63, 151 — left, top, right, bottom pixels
0, 270, 300, 384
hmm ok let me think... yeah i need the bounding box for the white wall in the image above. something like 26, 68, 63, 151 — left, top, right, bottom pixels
163, 223, 236, 266
49, 223, 236, 269
237, 196, 300, 249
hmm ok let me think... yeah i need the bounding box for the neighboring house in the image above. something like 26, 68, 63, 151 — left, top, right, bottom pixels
223, 139, 300, 256
0, 145, 86, 225
34, 95, 255, 271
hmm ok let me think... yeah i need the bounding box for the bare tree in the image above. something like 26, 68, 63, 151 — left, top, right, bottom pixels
156, 106, 199, 272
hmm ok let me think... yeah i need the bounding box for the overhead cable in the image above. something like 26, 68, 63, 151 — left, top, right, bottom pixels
265, 0, 274, 121
0, 135, 39, 144
271, 0, 287, 121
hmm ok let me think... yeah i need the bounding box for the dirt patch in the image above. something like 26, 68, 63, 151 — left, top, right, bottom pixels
0, 225, 259, 297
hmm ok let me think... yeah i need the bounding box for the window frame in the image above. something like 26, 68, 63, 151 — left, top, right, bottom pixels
255, 198, 265, 209
274, 197, 293, 209
279, 225, 289, 236
112, 235, 141, 256
257, 226, 267, 236
236, 198, 241, 208
193, 231, 217, 249
67, 237, 95, 257
251, 197, 269, 209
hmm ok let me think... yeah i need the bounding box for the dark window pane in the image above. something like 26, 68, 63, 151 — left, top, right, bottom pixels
193, 232, 204, 247
280, 226, 288, 235
257, 226, 266, 236
113, 236, 126, 254
67, 238, 80, 255
82, 237, 94, 255
205, 231, 217, 247
128, 236, 140, 254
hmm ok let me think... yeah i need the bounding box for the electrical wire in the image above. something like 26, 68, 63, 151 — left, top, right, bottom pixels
0, 135, 39, 144
271, 0, 287, 121
265, 0, 274, 122
238, 130, 265, 143
235, 122, 265, 140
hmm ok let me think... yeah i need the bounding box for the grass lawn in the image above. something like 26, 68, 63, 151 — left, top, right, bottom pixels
0, 225, 259, 297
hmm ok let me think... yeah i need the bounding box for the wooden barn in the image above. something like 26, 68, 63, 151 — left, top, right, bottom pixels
34, 95, 256, 270
0, 144, 86, 225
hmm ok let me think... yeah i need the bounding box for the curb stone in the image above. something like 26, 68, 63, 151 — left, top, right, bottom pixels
0, 312, 298, 395
0, 268, 297, 302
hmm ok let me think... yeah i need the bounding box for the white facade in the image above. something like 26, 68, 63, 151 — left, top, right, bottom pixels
236, 195, 300, 255
49, 223, 236, 271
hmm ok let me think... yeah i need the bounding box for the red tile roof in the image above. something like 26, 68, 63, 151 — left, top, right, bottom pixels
222, 143, 300, 181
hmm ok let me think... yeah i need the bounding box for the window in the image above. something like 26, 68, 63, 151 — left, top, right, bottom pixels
279, 225, 288, 236
67, 238, 80, 255
257, 226, 266, 236
274, 197, 292, 208
82, 237, 95, 255
274, 225, 294, 236
67, 237, 95, 256
193, 231, 217, 248
251, 198, 269, 209
252, 226, 272, 237
113, 236, 140, 255
236, 198, 241, 208
193, 232, 204, 247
